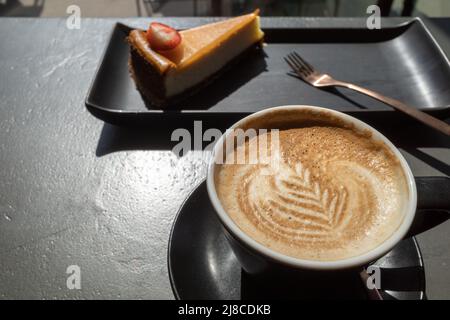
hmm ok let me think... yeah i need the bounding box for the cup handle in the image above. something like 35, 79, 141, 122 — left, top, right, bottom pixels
406, 177, 450, 238
415, 176, 450, 210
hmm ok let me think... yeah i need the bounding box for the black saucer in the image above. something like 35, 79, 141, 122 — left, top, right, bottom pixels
168, 181, 426, 300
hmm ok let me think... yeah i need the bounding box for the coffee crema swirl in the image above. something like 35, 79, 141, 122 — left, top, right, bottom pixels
215, 126, 408, 261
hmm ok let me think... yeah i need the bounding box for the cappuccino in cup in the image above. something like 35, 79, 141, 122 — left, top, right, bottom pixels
213, 108, 410, 261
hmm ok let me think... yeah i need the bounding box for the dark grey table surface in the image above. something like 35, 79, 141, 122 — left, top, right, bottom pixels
0, 17, 449, 300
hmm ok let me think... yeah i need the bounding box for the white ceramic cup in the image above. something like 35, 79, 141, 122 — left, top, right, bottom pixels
206, 105, 417, 273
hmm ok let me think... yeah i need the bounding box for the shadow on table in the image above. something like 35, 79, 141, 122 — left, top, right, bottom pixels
95, 118, 237, 157
405, 148, 450, 176
96, 123, 178, 157
95, 110, 450, 160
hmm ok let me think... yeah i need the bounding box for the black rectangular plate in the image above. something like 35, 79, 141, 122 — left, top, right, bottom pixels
86, 18, 450, 125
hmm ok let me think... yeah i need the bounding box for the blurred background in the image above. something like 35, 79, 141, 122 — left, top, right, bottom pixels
0, 0, 449, 17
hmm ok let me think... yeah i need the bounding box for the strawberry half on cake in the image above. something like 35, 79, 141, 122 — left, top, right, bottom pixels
127, 10, 264, 108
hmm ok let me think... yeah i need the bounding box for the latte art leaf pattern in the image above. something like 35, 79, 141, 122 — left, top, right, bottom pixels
240, 162, 349, 244
217, 125, 408, 260
285, 162, 347, 229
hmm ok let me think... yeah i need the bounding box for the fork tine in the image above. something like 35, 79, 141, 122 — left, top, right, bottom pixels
284, 56, 306, 78
292, 51, 314, 73
287, 52, 310, 77
284, 57, 296, 72
286, 54, 308, 77
285, 56, 302, 73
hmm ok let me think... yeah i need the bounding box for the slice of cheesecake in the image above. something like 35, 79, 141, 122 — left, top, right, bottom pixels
127, 10, 264, 108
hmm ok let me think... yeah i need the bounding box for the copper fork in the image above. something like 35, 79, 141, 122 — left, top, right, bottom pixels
285, 52, 450, 136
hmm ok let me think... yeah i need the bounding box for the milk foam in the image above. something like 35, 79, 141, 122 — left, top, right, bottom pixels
215, 125, 408, 261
